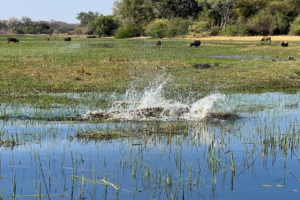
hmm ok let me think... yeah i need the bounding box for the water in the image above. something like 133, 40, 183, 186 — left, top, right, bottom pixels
1, 81, 300, 199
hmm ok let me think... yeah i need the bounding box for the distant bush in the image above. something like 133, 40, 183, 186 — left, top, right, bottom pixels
115, 26, 134, 38
210, 27, 221, 36
289, 17, 300, 35
222, 18, 249, 36
247, 12, 274, 35
166, 18, 190, 38
146, 18, 190, 38
186, 14, 214, 37
89, 15, 119, 37
74, 28, 82, 34
146, 19, 167, 38
115, 24, 143, 38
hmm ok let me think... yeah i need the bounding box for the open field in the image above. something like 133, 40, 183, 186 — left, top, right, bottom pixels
1, 34, 300, 106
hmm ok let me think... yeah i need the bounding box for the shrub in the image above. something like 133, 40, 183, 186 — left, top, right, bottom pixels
74, 28, 82, 35
146, 19, 168, 38
186, 14, 213, 37
247, 12, 274, 35
210, 27, 221, 36
222, 18, 249, 36
289, 17, 300, 35
115, 24, 143, 38
166, 18, 190, 38
115, 26, 134, 38
89, 15, 119, 37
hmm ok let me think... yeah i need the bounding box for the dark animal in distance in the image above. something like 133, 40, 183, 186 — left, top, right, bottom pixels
261, 37, 271, 42
156, 41, 161, 45
190, 40, 201, 47
280, 41, 288, 47
63, 37, 71, 41
8, 38, 19, 43
45, 38, 49, 41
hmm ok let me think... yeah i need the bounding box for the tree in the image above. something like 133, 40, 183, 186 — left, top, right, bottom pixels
151, 0, 201, 19
234, 0, 270, 18
89, 15, 119, 36
198, 0, 236, 28
112, 0, 122, 16
0, 20, 7, 29
76, 11, 100, 25
21, 16, 32, 26
6, 17, 22, 29
120, 0, 155, 24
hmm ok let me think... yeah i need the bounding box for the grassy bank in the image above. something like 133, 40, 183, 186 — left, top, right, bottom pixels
1, 34, 300, 105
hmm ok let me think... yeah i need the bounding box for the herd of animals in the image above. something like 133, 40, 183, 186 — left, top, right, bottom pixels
7, 36, 288, 47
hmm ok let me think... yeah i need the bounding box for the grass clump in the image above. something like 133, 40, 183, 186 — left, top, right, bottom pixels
0, 138, 16, 148
76, 130, 133, 139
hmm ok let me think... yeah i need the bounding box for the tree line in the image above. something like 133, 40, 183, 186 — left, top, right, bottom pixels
75, 0, 300, 37
2, 0, 300, 37
0, 17, 76, 35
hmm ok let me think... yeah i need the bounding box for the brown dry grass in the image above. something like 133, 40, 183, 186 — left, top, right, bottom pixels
132, 36, 300, 41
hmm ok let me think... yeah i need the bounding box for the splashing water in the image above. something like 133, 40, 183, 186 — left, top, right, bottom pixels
85, 74, 230, 121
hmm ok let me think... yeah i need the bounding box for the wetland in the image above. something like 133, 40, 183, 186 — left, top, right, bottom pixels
0, 35, 300, 199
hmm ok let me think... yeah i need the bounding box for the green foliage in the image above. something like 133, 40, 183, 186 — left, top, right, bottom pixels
146, 18, 190, 38
90, 15, 120, 37
120, 0, 155, 24
234, 0, 270, 18
151, 0, 201, 19
12, 27, 24, 34
74, 28, 82, 35
186, 14, 213, 37
146, 19, 167, 38
167, 18, 191, 37
222, 18, 249, 36
114, 24, 143, 38
247, 11, 274, 35
210, 26, 221, 36
76, 11, 100, 25
289, 17, 300, 35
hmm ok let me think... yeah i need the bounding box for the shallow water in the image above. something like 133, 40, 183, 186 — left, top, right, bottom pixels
1, 91, 300, 199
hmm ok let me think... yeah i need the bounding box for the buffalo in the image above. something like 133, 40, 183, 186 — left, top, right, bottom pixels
280, 41, 288, 47
63, 37, 71, 41
190, 40, 201, 47
8, 38, 19, 43
261, 37, 271, 42
156, 41, 161, 45
45, 38, 49, 41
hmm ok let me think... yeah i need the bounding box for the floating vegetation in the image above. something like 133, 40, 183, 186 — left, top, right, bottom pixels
76, 130, 133, 139
0, 138, 16, 148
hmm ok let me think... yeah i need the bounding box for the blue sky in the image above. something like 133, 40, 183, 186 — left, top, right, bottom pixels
0, 0, 115, 23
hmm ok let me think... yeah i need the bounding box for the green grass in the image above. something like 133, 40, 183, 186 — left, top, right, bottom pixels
1, 34, 300, 107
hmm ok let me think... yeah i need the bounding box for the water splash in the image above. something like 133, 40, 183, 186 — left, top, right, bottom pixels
85, 74, 230, 121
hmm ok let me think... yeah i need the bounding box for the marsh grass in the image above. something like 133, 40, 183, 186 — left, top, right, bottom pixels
1, 35, 300, 105
76, 130, 133, 139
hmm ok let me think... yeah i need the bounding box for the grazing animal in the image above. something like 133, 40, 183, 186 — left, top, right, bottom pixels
63, 37, 71, 41
8, 38, 19, 43
190, 40, 201, 47
45, 38, 49, 41
261, 37, 271, 42
156, 41, 161, 45
280, 41, 288, 47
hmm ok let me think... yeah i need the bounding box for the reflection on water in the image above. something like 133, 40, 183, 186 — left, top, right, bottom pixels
0, 92, 300, 199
